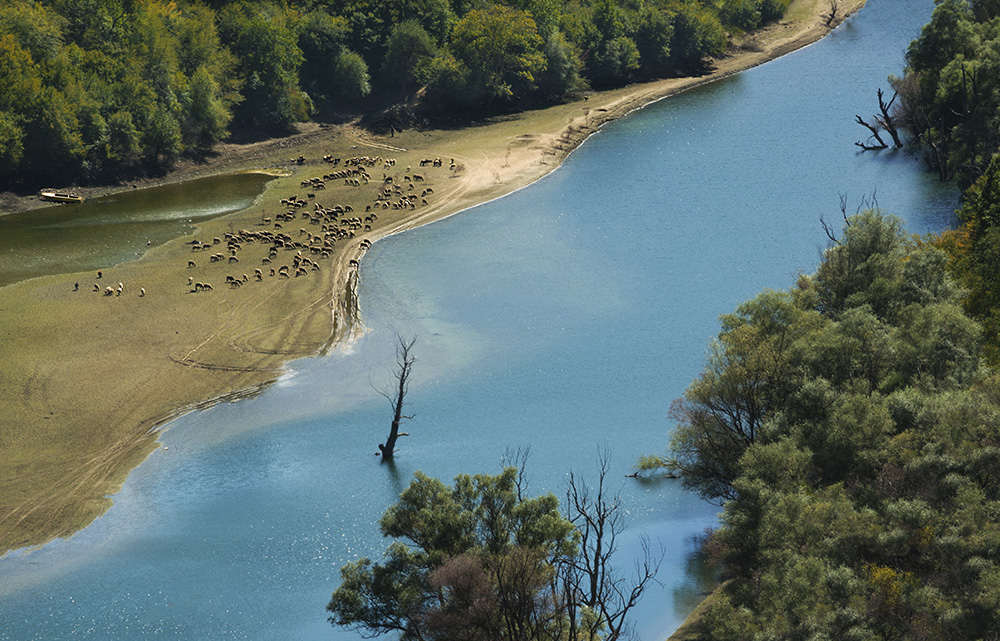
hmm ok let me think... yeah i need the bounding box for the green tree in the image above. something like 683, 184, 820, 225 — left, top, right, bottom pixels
297, 10, 352, 102
381, 19, 438, 87
584, 0, 640, 86
185, 66, 231, 144
327, 468, 577, 640
450, 5, 546, 105
669, 4, 726, 72
141, 103, 182, 160
419, 50, 474, 109
106, 109, 141, 164
721, 0, 761, 31
21, 86, 85, 180
329, 459, 660, 641
815, 210, 907, 320
536, 31, 583, 98
666, 210, 1000, 640
906, 0, 977, 85
668, 304, 794, 502
0, 0, 67, 63
333, 50, 372, 101
759, 0, 791, 22
0, 111, 24, 180
633, 6, 673, 77
218, 2, 306, 129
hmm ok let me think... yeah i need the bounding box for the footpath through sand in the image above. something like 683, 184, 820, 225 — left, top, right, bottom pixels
0, 0, 864, 555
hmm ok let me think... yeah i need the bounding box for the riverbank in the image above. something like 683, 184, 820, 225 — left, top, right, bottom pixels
0, 0, 864, 555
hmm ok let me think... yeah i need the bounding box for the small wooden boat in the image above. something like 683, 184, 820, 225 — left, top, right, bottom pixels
39, 189, 84, 204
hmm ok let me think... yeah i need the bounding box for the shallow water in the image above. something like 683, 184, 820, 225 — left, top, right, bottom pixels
0, 173, 274, 288
0, 1, 959, 640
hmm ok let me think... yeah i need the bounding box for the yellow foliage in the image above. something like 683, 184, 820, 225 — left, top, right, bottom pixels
864, 563, 914, 608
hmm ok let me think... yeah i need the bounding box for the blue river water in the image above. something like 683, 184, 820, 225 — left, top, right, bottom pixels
0, 1, 958, 639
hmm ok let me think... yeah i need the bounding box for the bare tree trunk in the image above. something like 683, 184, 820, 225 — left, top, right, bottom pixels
377, 335, 417, 460
563, 451, 663, 641
874, 88, 904, 148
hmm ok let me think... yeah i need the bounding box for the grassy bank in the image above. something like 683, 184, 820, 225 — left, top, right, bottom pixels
0, 0, 863, 556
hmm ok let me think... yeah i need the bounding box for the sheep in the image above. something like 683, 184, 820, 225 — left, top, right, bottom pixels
104, 286, 114, 296
188, 260, 196, 268
140, 288, 145, 297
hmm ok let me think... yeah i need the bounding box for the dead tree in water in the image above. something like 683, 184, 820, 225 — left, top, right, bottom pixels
855, 88, 904, 150
377, 335, 417, 460
563, 450, 663, 641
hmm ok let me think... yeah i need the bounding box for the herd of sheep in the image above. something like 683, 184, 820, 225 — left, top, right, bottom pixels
84, 153, 441, 299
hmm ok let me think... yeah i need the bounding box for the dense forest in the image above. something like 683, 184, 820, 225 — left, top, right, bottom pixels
0, 0, 790, 186
662, 1, 1000, 638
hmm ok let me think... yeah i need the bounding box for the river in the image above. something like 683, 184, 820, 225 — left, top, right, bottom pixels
0, 1, 957, 639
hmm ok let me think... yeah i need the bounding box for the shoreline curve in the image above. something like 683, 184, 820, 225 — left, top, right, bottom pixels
0, 0, 865, 556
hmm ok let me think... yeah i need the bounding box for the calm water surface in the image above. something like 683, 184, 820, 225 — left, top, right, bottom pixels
0, 173, 274, 288
0, 1, 958, 639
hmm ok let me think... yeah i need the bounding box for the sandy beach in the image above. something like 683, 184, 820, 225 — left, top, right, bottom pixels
0, 0, 864, 556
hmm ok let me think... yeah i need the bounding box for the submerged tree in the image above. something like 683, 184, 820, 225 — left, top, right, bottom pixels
377, 335, 417, 460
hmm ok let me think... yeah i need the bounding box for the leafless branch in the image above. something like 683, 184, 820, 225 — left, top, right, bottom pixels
377, 334, 417, 460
